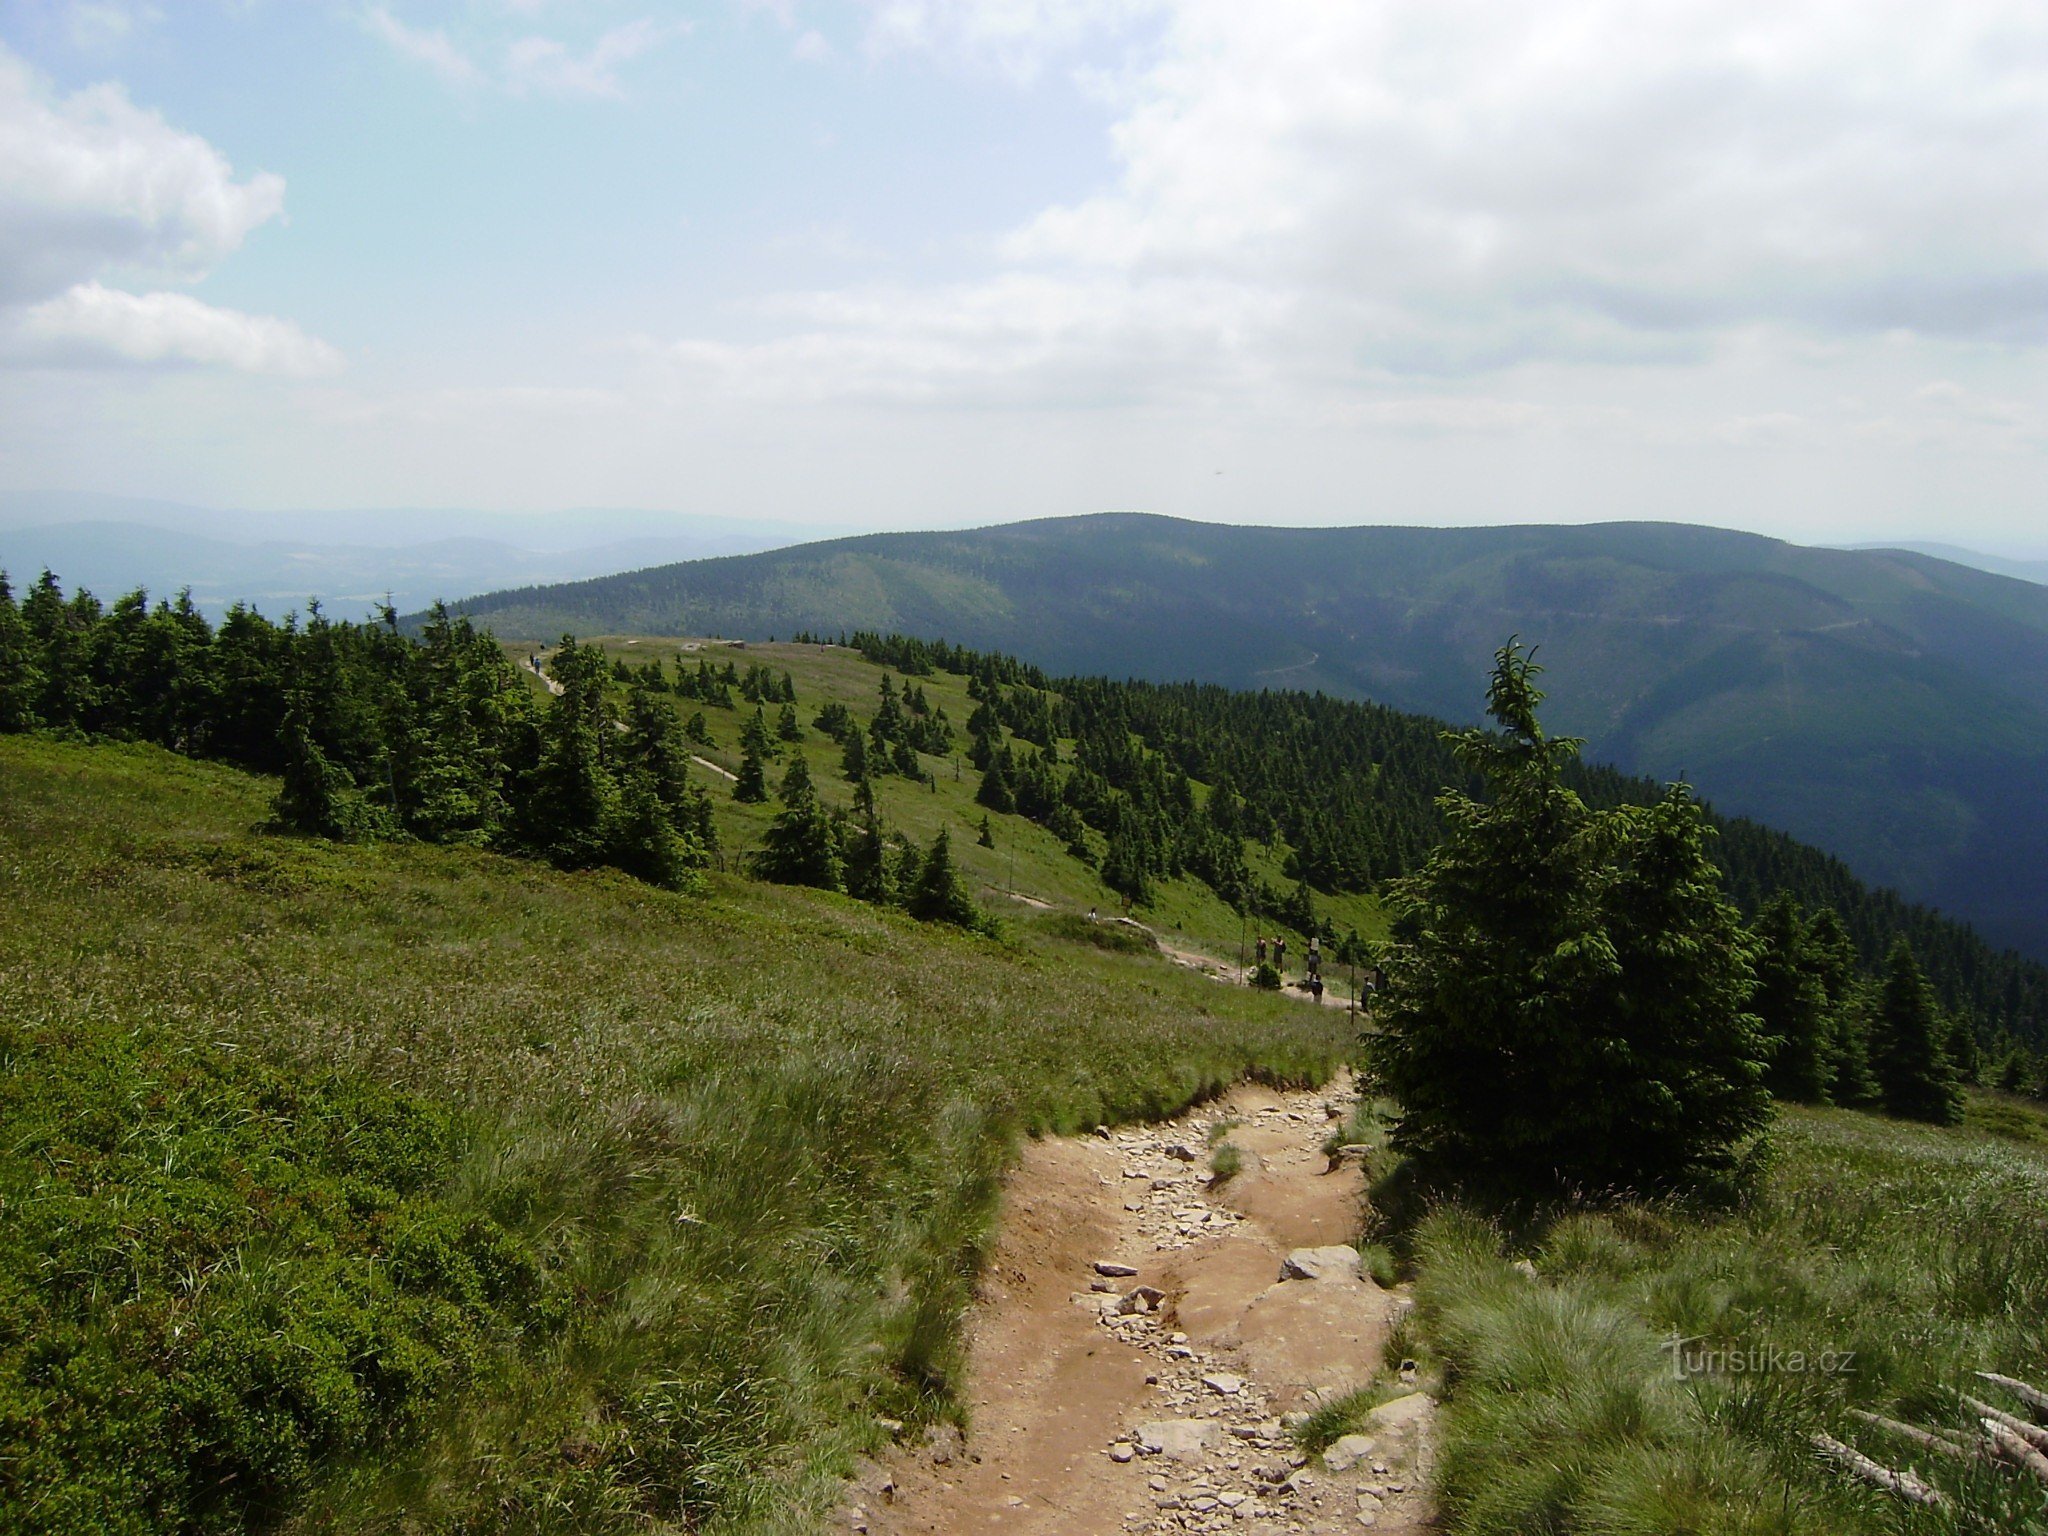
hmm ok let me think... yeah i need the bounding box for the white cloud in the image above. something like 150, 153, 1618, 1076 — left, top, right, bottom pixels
0, 42, 286, 303
363, 7, 483, 89
362, 8, 683, 99
11, 282, 345, 375
505, 19, 681, 100
715, 0, 2048, 409
645, 271, 1292, 405
0, 42, 338, 377
62, 2, 164, 51
995, 1, 2048, 356
859, 0, 1164, 80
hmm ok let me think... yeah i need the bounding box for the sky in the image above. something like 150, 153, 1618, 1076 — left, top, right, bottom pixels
2, 0, 2047, 549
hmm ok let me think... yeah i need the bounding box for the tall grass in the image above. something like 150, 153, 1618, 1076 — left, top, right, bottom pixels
0, 737, 1351, 1532
1409, 1105, 2048, 1535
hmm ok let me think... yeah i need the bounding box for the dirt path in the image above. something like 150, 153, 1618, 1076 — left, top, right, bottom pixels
849, 1076, 1435, 1535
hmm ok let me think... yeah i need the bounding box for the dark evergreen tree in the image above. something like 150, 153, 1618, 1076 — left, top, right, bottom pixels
1750, 894, 1833, 1102
1374, 641, 1770, 1193
844, 813, 891, 902
1589, 783, 1771, 1184
841, 727, 869, 783
1100, 810, 1151, 908
733, 737, 769, 803
1870, 940, 1965, 1124
272, 706, 394, 841
740, 706, 777, 763
905, 829, 984, 930
755, 752, 844, 890
518, 639, 621, 869
609, 771, 704, 891
0, 573, 44, 731
1949, 1011, 1983, 1086
976, 751, 1016, 813
776, 702, 803, 742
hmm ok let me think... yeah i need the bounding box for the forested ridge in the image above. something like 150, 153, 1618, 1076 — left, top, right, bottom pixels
3, 568, 2045, 1059
844, 629, 2048, 1056
431, 512, 2048, 959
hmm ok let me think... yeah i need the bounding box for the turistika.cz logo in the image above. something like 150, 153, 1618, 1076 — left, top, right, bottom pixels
1662, 1333, 1857, 1380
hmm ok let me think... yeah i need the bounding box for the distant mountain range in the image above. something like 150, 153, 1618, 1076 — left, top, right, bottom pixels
0, 493, 815, 623
435, 514, 2048, 961
1853, 541, 2048, 588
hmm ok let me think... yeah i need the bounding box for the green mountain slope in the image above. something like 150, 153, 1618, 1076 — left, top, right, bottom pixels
442, 515, 2048, 958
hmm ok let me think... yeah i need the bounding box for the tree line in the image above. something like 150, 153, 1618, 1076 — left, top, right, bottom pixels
834, 629, 2048, 1062
6, 575, 2045, 1087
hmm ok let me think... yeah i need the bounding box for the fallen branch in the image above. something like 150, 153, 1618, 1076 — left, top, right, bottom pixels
1812, 1432, 1947, 1507
1961, 1395, 2048, 1456
1981, 1421, 2048, 1487
1976, 1372, 2048, 1418
1848, 1410, 1977, 1461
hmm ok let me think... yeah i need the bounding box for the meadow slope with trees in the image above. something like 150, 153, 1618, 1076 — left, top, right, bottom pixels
5, 569, 2048, 1533
433, 513, 2048, 959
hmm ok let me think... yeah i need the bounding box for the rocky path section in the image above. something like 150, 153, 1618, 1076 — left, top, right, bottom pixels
850, 1078, 1435, 1535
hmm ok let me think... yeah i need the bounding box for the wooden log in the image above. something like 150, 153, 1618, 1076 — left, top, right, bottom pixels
1982, 1421, 2048, 1487
1848, 1410, 1976, 1460
1811, 1432, 1947, 1506
1977, 1372, 2048, 1418
1961, 1395, 2048, 1455
1983, 1418, 2048, 1485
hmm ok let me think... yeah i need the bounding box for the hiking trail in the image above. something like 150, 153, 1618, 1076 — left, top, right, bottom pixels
846, 1073, 1436, 1534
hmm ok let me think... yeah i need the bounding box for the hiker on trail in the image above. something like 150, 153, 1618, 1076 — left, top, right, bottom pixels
1274, 937, 1287, 972
1310, 976, 1324, 1003
1307, 936, 1321, 977
1088, 906, 1098, 922
1255, 935, 1267, 965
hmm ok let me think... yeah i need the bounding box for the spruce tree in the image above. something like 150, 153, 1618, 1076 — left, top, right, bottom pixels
755, 752, 844, 890
1590, 784, 1771, 1186
1374, 641, 1770, 1194
977, 813, 996, 849
845, 813, 891, 902
0, 573, 44, 731
741, 706, 778, 763
906, 829, 984, 929
519, 656, 621, 868
1101, 809, 1151, 907
976, 751, 1016, 813
733, 737, 769, 803
776, 702, 803, 742
1750, 894, 1833, 1102
1870, 940, 1965, 1124
609, 771, 704, 891
273, 707, 393, 841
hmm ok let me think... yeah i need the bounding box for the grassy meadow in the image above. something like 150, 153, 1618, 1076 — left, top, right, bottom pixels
1400, 1098, 2048, 1535
0, 732, 1352, 1533
508, 635, 1392, 973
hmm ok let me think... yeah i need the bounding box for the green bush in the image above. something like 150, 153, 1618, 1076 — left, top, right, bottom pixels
1035, 910, 1157, 955
0, 1032, 548, 1534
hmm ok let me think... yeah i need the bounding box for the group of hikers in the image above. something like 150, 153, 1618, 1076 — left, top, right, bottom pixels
1251, 932, 1391, 1007
1255, 932, 1328, 999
